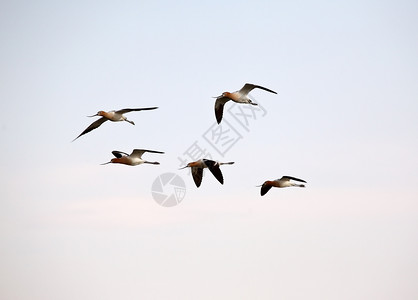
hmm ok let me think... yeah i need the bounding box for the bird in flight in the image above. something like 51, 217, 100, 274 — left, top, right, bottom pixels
180, 159, 234, 187
73, 107, 158, 141
101, 149, 164, 166
213, 83, 277, 124
258, 176, 306, 196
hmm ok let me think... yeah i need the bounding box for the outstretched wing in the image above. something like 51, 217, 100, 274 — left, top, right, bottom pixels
203, 159, 224, 184
281, 176, 306, 183
112, 150, 129, 158
191, 167, 203, 187
73, 117, 107, 141
239, 83, 277, 95
116, 107, 158, 114
260, 182, 273, 196
214, 97, 230, 124
131, 149, 164, 158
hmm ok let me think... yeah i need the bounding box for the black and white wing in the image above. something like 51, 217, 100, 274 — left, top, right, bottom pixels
260, 182, 273, 196
131, 149, 165, 158
281, 176, 306, 183
214, 97, 230, 124
73, 117, 108, 141
203, 159, 224, 185
239, 83, 277, 95
111, 150, 130, 158
191, 167, 204, 187
116, 107, 158, 114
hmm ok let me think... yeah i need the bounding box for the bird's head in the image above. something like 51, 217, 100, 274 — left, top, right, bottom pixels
88, 111, 105, 117
100, 158, 119, 165
179, 161, 200, 169
212, 92, 231, 99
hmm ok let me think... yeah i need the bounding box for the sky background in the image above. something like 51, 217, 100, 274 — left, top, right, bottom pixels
1, 0, 418, 299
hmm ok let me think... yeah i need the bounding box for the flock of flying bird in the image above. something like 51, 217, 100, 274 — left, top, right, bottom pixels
73, 83, 307, 196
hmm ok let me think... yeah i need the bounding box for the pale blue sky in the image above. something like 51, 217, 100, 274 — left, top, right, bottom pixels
1, 0, 418, 299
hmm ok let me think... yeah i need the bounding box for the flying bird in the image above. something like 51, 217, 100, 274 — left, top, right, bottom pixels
179, 159, 234, 187
258, 176, 306, 196
101, 149, 164, 166
73, 107, 158, 141
213, 83, 277, 124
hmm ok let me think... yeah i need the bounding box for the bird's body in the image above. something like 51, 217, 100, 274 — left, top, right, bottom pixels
214, 83, 277, 123
97, 110, 132, 122
259, 176, 306, 196
73, 107, 158, 141
180, 159, 234, 187
101, 149, 164, 166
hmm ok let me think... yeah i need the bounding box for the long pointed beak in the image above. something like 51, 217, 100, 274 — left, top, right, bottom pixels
87, 113, 99, 117
100, 161, 112, 165
179, 166, 188, 170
